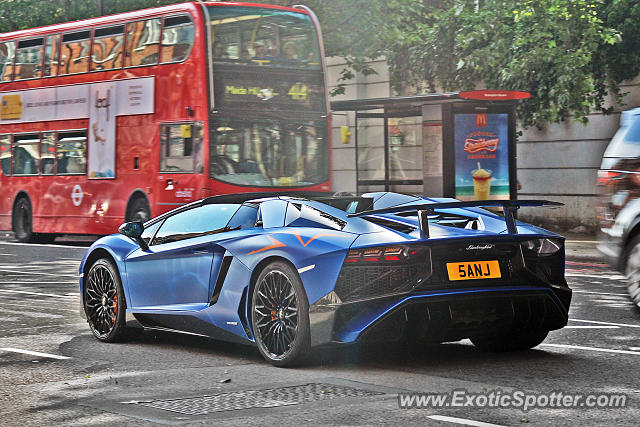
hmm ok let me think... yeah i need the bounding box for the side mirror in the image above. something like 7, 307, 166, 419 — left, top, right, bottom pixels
118, 221, 149, 251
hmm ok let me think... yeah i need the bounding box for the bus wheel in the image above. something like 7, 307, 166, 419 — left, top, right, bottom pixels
126, 197, 151, 223
13, 197, 34, 243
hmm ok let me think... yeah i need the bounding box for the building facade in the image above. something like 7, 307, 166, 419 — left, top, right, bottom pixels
327, 57, 640, 233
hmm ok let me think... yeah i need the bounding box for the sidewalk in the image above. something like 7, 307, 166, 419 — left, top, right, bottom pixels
564, 234, 605, 264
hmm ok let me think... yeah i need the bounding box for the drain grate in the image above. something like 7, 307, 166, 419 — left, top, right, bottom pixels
134, 383, 383, 415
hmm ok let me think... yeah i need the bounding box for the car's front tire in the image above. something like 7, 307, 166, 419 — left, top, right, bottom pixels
470, 327, 549, 352
84, 258, 127, 342
251, 261, 310, 367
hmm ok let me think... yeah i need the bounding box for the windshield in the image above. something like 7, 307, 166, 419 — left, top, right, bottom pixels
207, 5, 328, 188
207, 6, 321, 68
210, 117, 328, 187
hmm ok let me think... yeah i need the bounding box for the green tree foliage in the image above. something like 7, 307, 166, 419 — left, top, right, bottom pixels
1, 1, 639, 127
376, 0, 623, 128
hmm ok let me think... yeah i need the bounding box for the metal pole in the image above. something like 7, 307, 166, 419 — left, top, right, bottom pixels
98, 0, 103, 16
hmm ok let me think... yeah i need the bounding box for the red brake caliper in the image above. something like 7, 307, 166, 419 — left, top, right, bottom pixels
111, 294, 117, 323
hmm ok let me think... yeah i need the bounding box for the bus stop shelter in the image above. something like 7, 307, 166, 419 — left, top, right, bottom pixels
331, 90, 529, 201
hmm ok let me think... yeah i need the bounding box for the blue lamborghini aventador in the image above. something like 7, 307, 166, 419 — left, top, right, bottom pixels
79, 192, 571, 366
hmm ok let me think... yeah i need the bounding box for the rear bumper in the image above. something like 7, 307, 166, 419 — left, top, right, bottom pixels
309, 285, 571, 346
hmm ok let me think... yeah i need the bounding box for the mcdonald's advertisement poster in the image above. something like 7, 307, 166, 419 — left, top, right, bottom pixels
454, 113, 510, 201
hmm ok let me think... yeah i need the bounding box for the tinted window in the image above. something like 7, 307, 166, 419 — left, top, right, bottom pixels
603, 120, 640, 161
210, 118, 328, 187
160, 15, 194, 63
126, 19, 161, 66
40, 131, 55, 175
12, 134, 40, 175
15, 38, 43, 80
160, 122, 204, 173
92, 26, 124, 71
208, 6, 321, 68
57, 130, 86, 175
227, 204, 259, 230
153, 204, 240, 245
0, 134, 11, 175
141, 220, 162, 245
0, 41, 15, 81
286, 203, 346, 230
61, 31, 91, 74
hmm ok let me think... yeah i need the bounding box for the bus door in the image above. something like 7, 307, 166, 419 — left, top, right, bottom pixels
155, 122, 205, 210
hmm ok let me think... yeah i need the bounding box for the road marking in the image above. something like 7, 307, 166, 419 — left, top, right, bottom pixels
1, 323, 84, 332
573, 290, 629, 296
427, 415, 506, 427
630, 347, 640, 351
565, 259, 608, 266
565, 273, 626, 280
564, 325, 619, 329
0, 281, 77, 285
541, 343, 640, 356
0, 289, 77, 299
0, 347, 70, 360
0, 301, 78, 313
0, 269, 77, 277
0, 241, 91, 249
570, 319, 640, 328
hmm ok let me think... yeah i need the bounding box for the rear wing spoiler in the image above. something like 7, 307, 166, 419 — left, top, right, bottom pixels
347, 200, 563, 237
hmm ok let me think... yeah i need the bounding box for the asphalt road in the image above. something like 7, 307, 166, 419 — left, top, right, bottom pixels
0, 239, 638, 426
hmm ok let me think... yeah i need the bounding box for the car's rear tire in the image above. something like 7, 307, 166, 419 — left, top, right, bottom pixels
13, 197, 34, 243
251, 261, 310, 367
624, 235, 640, 278
84, 258, 128, 343
470, 327, 549, 352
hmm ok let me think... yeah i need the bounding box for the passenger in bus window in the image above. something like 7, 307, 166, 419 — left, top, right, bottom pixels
239, 48, 250, 63
251, 42, 273, 66
278, 41, 299, 65
213, 41, 228, 59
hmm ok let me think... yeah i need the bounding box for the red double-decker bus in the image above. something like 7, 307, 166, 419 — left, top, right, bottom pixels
0, 1, 331, 242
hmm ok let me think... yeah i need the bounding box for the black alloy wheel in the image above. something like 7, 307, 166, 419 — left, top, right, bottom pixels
251, 261, 310, 367
13, 197, 34, 243
84, 258, 127, 342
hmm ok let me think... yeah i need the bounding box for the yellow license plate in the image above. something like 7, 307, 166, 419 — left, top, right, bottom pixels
446, 260, 501, 281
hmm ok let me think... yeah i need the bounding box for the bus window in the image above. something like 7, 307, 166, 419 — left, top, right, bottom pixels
160, 15, 195, 63
43, 35, 60, 77
208, 6, 321, 68
92, 25, 124, 71
126, 19, 161, 67
40, 131, 56, 175
15, 38, 43, 80
0, 41, 15, 81
210, 119, 328, 187
61, 30, 91, 75
12, 134, 40, 176
159, 123, 203, 173
56, 130, 87, 175
0, 135, 10, 175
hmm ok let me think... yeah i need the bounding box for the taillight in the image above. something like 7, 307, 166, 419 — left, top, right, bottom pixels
345, 245, 428, 263
597, 170, 621, 186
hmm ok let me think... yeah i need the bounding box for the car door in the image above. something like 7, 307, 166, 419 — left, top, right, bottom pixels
124, 203, 240, 309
